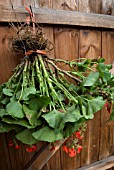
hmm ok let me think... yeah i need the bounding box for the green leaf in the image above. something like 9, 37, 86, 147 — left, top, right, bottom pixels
3, 88, 13, 96
98, 58, 105, 63
42, 110, 65, 129
0, 109, 8, 117
65, 106, 83, 122
10, 96, 16, 102
83, 72, 99, 86
78, 97, 105, 120
16, 129, 37, 145
87, 97, 105, 113
64, 122, 82, 138
6, 101, 24, 118
16, 90, 21, 100
0, 122, 19, 133
21, 87, 36, 100
23, 104, 42, 126
2, 117, 35, 129
42, 106, 83, 134
1, 97, 10, 105
82, 104, 94, 119
97, 63, 111, 82
32, 126, 63, 142
29, 96, 51, 110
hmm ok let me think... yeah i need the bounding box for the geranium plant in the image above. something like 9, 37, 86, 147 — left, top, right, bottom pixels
0, 8, 114, 156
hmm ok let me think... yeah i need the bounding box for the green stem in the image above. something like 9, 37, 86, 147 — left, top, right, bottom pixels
35, 56, 44, 95
47, 59, 82, 83
18, 60, 28, 101
38, 55, 66, 112
31, 60, 35, 87
47, 63, 78, 104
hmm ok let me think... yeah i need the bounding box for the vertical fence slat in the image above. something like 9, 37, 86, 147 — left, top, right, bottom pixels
99, 31, 114, 160
78, 0, 102, 13
79, 30, 101, 166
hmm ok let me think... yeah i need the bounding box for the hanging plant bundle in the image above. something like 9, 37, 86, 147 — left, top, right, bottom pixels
0, 23, 114, 155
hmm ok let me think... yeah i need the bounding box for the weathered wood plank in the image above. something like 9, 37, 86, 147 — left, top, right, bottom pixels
102, 0, 114, 15
79, 30, 101, 166
99, 31, 114, 160
1, 6, 114, 29
78, 0, 102, 13
0, 26, 21, 84
27, 139, 66, 170
52, 0, 78, 11
0, 134, 12, 170
76, 156, 114, 170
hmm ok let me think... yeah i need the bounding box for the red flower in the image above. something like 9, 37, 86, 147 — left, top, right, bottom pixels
15, 145, 20, 150
75, 131, 83, 140
8, 140, 14, 147
77, 146, 82, 154
63, 145, 68, 153
105, 101, 112, 114
26, 147, 33, 152
31, 145, 37, 151
68, 148, 76, 157
26, 145, 37, 152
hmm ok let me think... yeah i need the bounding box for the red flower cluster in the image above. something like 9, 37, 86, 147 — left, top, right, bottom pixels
26, 145, 37, 152
75, 131, 83, 140
63, 145, 82, 157
8, 140, 37, 152
8, 140, 20, 150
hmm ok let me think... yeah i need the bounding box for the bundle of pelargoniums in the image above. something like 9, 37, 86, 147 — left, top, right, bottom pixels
0, 10, 114, 158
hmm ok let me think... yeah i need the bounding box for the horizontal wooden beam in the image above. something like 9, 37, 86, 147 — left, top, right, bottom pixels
1, 5, 114, 29
77, 156, 114, 170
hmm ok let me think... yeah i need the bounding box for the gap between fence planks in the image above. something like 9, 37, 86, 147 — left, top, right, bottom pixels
76, 156, 114, 170
24, 139, 66, 170
1, 5, 114, 29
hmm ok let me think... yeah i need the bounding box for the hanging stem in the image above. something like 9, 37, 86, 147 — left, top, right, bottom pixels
47, 59, 82, 83
38, 55, 66, 112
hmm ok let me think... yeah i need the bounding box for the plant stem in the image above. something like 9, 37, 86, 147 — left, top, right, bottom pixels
35, 56, 44, 95
38, 55, 66, 112
47, 59, 82, 83
18, 60, 28, 101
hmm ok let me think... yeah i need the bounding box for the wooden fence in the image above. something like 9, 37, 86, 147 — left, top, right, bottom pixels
0, 0, 114, 170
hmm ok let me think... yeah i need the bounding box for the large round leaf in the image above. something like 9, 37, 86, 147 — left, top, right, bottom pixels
32, 126, 63, 142
16, 129, 37, 145
6, 101, 24, 118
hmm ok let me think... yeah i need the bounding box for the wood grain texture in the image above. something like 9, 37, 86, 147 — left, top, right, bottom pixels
0, 134, 12, 170
99, 31, 114, 160
102, 0, 114, 15
0, 26, 21, 84
28, 140, 65, 170
76, 155, 114, 170
52, 0, 78, 11
78, 0, 102, 13
79, 30, 101, 166
1, 6, 114, 29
